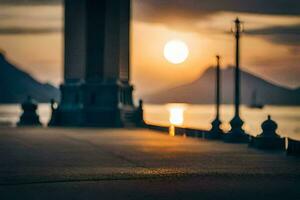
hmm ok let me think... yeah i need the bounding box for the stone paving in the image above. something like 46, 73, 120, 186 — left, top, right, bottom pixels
0, 127, 299, 199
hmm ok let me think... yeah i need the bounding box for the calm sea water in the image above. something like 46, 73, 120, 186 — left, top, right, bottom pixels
0, 104, 299, 140
144, 104, 300, 140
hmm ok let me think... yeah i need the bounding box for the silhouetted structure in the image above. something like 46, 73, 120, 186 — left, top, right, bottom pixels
249, 115, 284, 150
136, 99, 145, 127
224, 18, 248, 143
287, 138, 300, 156
248, 90, 264, 109
207, 55, 223, 139
18, 96, 42, 126
50, 0, 143, 127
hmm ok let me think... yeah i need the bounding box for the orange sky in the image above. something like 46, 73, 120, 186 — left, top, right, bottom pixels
0, 3, 299, 99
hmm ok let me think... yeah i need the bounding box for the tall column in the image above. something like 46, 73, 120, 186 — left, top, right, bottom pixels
85, 0, 106, 81
50, 0, 140, 127
49, 0, 87, 126
225, 18, 247, 143
119, 0, 131, 82
103, 0, 130, 82
64, 0, 86, 82
81, 0, 136, 126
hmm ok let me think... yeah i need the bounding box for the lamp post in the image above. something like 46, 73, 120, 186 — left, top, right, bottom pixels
215, 55, 221, 123
225, 17, 248, 142
208, 55, 223, 139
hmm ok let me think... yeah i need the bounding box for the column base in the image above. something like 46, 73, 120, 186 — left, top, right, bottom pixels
49, 80, 143, 127
49, 81, 83, 127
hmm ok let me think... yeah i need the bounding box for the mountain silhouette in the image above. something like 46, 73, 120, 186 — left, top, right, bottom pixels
144, 66, 300, 105
0, 53, 60, 103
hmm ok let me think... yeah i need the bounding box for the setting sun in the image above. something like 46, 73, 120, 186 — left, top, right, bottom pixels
164, 40, 189, 64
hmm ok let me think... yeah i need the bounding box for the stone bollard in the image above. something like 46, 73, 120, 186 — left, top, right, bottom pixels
135, 99, 145, 127
17, 96, 42, 126
223, 115, 249, 143
286, 138, 300, 156
249, 115, 284, 150
205, 118, 223, 139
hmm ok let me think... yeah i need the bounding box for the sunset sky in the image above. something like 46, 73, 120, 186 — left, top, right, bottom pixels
0, 0, 299, 98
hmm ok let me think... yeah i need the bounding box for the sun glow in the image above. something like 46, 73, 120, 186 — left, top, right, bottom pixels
164, 40, 189, 64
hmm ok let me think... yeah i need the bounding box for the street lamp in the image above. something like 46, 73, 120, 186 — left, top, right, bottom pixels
224, 17, 248, 143
207, 55, 223, 139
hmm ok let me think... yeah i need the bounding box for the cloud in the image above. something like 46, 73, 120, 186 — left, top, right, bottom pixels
133, 0, 300, 47
134, 0, 300, 23
0, 27, 61, 35
246, 24, 300, 46
2, 0, 300, 16
1, 0, 299, 47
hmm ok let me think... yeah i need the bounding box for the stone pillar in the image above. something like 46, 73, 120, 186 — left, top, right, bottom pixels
51, 0, 86, 126
84, 0, 106, 80
81, 0, 132, 127
64, 0, 86, 82
119, 0, 131, 82
50, 0, 142, 127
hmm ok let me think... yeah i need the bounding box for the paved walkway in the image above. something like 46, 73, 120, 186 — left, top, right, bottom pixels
0, 127, 299, 199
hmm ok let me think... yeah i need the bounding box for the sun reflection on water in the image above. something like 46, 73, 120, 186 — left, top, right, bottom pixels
169, 125, 176, 137
168, 104, 187, 136
168, 104, 186, 126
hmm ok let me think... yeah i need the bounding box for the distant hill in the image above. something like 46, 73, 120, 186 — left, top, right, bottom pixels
144, 66, 300, 105
0, 53, 60, 103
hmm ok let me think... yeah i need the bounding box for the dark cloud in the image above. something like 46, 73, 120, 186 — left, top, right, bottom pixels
134, 0, 300, 24
0, 0, 299, 47
246, 24, 300, 46
2, 0, 300, 16
0, 27, 61, 35
133, 0, 300, 47
247, 24, 300, 35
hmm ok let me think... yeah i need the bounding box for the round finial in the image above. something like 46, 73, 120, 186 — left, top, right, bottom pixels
22, 96, 38, 111
261, 115, 278, 136
139, 99, 143, 108
18, 96, 41, 126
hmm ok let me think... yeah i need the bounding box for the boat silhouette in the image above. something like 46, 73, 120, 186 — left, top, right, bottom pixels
248, 90, 264, 109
